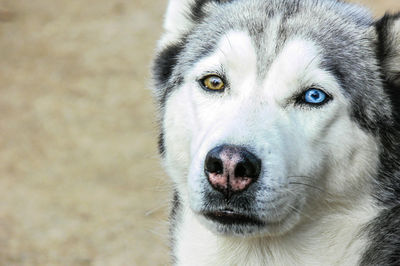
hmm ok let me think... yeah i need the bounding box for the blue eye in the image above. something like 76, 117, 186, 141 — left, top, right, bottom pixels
304, 88, 328, 104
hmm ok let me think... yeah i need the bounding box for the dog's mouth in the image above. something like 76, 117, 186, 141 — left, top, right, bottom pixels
203, 209, 265, 226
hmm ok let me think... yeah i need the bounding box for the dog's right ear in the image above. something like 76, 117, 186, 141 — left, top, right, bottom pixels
375, 13, 400, 87
159, 0, 232, 47
375, 13, 400, 123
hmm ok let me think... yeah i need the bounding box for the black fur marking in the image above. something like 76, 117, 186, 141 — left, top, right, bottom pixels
158, 130, 165, 156
153, 42, 184, 86
360, 206, 400, 266
153, 42, 185, 104
190, 0, 234, 23
169, 190, 181, 264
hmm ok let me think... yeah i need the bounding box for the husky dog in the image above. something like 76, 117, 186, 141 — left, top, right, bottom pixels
152, 0, 400, 264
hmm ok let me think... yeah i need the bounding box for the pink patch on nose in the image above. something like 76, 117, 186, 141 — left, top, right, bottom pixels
230, 177, 252, 192
208, 173, 228, 190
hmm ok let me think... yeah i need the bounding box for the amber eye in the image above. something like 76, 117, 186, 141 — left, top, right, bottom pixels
200, 75, 225, 91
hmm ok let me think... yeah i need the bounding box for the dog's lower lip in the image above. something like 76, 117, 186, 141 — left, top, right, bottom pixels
203, 209, 265, 226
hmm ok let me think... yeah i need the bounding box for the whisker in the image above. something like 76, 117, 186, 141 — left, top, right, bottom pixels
311, 139, 379, 153
284, 181, 336, 212
288, 181, 326, 193
145, 202, 169, 216
285, 202, 316, 222
287, 175, 315, 181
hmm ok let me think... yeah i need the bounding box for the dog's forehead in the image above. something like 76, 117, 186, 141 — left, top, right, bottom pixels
192, 30, 322, 96
181, 0, 376, 87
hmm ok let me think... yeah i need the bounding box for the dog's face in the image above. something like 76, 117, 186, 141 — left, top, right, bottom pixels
153, 0, 400, 237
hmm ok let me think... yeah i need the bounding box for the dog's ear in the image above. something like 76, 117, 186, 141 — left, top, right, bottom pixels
375, 13, 400, 123
160, 0, 232, 46
376, 13, 400, 87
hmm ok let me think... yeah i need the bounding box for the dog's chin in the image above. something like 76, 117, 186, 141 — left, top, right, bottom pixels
197, 208, 301, 237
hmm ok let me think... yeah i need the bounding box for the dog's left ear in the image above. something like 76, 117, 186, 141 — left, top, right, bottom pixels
375, 13, 400, 87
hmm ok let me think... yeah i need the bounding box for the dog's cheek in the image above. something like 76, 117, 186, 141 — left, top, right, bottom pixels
323, 118, 380, 197
163, 89, 195, 185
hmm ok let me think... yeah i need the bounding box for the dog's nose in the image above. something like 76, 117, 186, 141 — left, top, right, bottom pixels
204, 145, 261, 198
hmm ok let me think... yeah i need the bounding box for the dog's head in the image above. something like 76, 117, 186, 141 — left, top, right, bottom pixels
152, 0, 400, 236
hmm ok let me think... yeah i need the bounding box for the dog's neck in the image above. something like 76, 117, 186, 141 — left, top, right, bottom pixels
173, 195, 378, 266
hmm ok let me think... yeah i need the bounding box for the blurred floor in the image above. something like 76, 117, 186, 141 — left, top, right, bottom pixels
0, 0, 399, 265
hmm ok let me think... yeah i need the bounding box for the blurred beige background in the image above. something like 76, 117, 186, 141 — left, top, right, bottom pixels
0, 0, 399, 265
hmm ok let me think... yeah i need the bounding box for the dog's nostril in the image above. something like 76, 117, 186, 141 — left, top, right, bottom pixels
234, 163, 247, 177
235, 157, 261, 178
205, 147, 224, 174
206, 157, 223, 174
